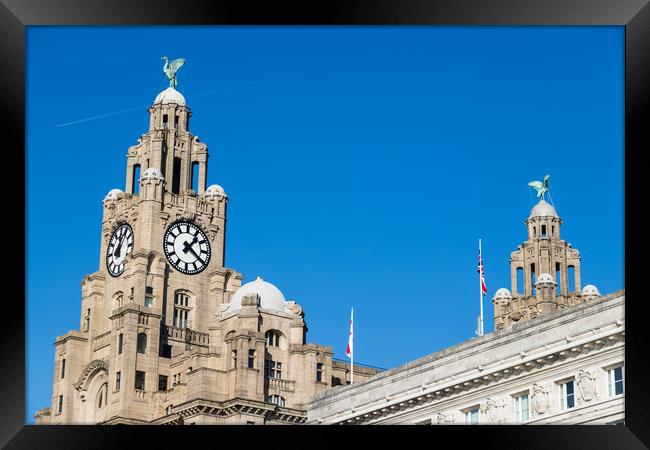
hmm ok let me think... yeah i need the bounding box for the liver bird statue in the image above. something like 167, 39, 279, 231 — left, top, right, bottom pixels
161, 56, 185, 88
528, 175, 550, 199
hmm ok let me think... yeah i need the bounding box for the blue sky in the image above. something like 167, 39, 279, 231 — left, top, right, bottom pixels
26, 26, 624, 422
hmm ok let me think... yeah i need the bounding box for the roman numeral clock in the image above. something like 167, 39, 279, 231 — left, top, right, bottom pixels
163, 221, 211, 274
106, 223, 134, 277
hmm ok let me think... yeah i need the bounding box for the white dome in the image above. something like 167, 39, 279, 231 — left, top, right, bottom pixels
153, 87, 186, 106
493, 288, 512, 304
528, 199, 559, 219
104, 188, 123, 201
535, 273, 556, 286
140, 167, 165, 181
230, 277, 286, 312
205, 184, 227, 199
582, 284, 601, 299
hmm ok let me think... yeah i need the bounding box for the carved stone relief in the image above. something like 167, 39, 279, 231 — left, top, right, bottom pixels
531, 383, 550, 416
576, 369, 599, 403
433, 412, 455, 424
480, 397, 506, 424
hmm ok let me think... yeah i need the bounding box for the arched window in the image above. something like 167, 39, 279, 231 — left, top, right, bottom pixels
265, 395, 285, 407
173, 291, 191, 328
568, 265, 576, 293
115, 293, 124, 309
265, 330, 281, 347
96, 383, 108, 409
541, 225, 547, 238
171, 157, 181, 194
191, 162, 199, 192
516, 267, 524, 295
530, 263, 536, 295
556, 263, 562, 294
132, 164, 141, 195
137, 333, 147, 353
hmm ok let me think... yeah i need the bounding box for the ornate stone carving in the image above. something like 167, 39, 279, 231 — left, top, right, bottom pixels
73, 359, 109, 391
576, 369, 599, 402
480, 397, 506, 424
531, 384, 550, 415
284, 301, 304, 317
433, 412, 455, 424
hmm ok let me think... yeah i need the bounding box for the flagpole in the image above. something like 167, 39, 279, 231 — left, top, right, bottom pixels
479, 239, 484, 336
350, 307, 354, 384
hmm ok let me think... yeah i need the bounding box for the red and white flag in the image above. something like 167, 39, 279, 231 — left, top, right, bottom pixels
346, 308, 354, 358
478, 251, 487, 295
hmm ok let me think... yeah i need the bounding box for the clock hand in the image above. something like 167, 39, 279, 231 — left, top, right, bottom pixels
182, 237, 200, 259
113, 234, 125, 258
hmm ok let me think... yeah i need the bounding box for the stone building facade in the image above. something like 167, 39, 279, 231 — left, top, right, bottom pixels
35, 86, 379, 425
307, 201, 624, 425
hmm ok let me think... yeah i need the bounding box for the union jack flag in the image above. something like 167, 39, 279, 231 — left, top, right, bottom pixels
478, 252, 487, 296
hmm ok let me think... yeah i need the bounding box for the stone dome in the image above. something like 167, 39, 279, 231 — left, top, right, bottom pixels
205, 184, 227, 199
104, 188, 123, 202
535, 273, 556, 286
493, 288, 512, 304
582, 284, 601, 300
140, 167, 165, 181
230, 277, 286, 312
528, 199, 559, 219
153, 87, 186, 106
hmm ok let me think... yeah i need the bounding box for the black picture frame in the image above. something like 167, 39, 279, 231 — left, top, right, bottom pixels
2, 0, 647, 448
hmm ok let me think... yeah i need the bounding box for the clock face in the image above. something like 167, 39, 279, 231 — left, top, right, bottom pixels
163, 221, 211, 275
106, 223, 134, 277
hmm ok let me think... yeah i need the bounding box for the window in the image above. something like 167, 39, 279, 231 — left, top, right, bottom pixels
191, 162, 199, 192
117, 333, 123, 354
132, 164, 141, 195
144, 286, 153, 308
115, 371, 121, 391
58, 395, 63, 413
174, 114, 179, 129
137, 333, 147, 354
264, 360, 282, 379
84, 308, 91, 332
135, 371, 146, 390
158, 375, 168, 391
332, 376, 342, 387
265, 330, 281, 347
116, 294, 123, 308
265, 395, 285, 407
551, 225, 555, 237
516, 267, 524, 295
160, 344, 172, 358
514, 394, 529, 423
568, 265, 576, 292
248, 350, 255, 369
533, 226, 537, 238
231, 350, 237, 369
60, 359, 66, 379
608, 366, 624, 397
556, 263, 562, 294
541, 224, 547, 238
172, 157, 181, 194
316, 363, 323, 382
162, 114, 168, 127
560, 380, 575, 410
97, 383, 107, 408
173, 292, 191, 328
465, 407, 479, 424
530, 263, 536, 295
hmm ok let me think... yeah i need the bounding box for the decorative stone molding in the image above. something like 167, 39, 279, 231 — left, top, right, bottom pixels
433, 411, 455, 424
531, 383, 550, 416
73, 359, 110, 402
480, 397, 506, 424
284, 301, 304, 318
576, 368, 599, 403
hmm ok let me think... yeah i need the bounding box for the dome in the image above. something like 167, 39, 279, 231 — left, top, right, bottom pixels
230, 276, 286, 312
493, 288, 512, 304
535, 273, 556, 286
582, 284, 601, 299
205, 184, 227, 199
140, 167, 165, 181
153, 87, 186, 106
104, 188, 123, 202
528, 199, 559, 219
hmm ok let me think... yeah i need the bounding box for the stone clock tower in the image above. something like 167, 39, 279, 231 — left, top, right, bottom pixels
39, 79, 380, 425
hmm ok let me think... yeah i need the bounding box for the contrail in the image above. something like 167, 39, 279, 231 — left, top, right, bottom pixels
54, 64, 333, 129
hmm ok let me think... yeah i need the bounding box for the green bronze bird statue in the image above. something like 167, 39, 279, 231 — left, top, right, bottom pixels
528, 175, 550, 200
162, 56, 185, 88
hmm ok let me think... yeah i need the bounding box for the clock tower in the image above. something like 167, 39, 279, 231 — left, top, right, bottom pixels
43, 72, 381, 425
